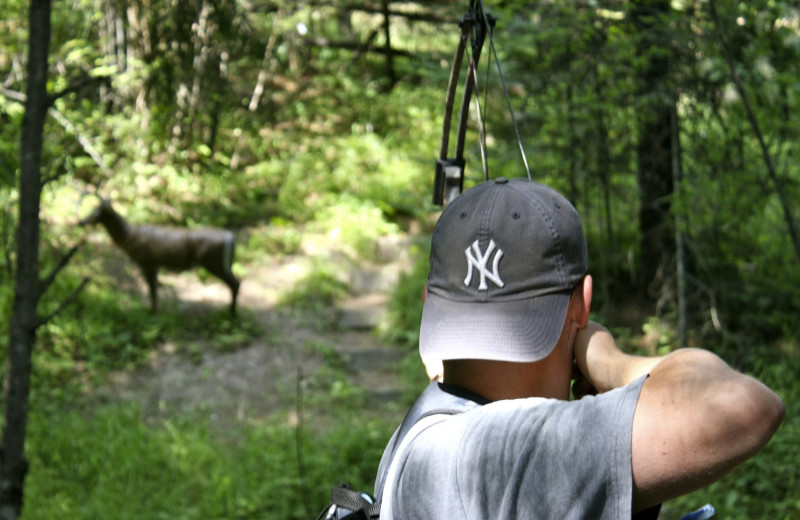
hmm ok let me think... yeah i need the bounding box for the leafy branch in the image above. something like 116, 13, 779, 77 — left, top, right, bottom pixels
0, 86, 112, 182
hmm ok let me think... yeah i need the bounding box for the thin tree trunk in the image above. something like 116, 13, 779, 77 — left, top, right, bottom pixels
98, 1, 115, 107
632, 0, 675, 302
593, 66, 614, 248
235, 6, 284, 170
0, 1, 51, 517
381, 0, 396, 89
126, 4, 151, 132
188, 1, 213, 142
248, 7, 283, 112
670, 102, 688, 348
566, 81, 578, 203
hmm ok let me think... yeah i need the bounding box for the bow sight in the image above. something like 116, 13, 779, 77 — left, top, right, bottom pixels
433, 0, 495, 207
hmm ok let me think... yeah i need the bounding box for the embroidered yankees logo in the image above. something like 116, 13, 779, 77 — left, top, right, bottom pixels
464, 239, 505, 290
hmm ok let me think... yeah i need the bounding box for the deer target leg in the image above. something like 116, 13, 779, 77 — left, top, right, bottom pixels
230, 281, 239, 316
143, 268, 159, 311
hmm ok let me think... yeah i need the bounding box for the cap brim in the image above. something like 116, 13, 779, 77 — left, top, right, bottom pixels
419, 291, 571, 363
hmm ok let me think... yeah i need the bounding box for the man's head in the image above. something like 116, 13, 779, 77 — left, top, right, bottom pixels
420, 177, 588, 365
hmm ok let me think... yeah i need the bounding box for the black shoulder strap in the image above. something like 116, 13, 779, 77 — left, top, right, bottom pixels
373, 381, 486, 502
320, 484, 381, 520
633, 504, 662, 519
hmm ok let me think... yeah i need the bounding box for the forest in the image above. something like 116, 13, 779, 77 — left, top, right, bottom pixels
1, 0, 799, 518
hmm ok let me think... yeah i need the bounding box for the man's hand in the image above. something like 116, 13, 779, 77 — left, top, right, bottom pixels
570, 362, 596, 399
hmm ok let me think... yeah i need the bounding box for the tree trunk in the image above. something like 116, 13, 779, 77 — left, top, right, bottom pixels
248, 6, 283, 112
381, 0, 397, 90
187, 1, 213, 144
0, 0, 51, 517
670, 103, 688, 348
593, 67, 614, 248
632, 0, 675, 303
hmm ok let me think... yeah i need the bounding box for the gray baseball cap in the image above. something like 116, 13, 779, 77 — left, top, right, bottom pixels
420, 177, 588, 363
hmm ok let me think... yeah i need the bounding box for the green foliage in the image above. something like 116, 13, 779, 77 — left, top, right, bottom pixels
0, 191, 16, 284
641, 317, 677, 356
194, 312, 262, 354
24, 396, 394, 520
377, 239, 445, 405
242, 219, 303, 258
313, 194, 401, 260
0, 97, 22, 190
277, 263, 349, 329
279, 266, 349, 310
250, 126, 435, 228
22, 315, 397, 519
31, 273, 261, 386
379, 240, 430, 350
301, 340, 369, 410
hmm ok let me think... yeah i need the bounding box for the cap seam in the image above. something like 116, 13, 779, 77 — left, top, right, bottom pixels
476, 184, 502, 302
524, 187, 568, 289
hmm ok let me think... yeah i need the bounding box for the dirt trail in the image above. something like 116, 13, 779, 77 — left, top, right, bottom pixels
94, 231, 414, 425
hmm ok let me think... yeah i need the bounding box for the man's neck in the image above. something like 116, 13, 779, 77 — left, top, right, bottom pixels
442, 359, 570, 401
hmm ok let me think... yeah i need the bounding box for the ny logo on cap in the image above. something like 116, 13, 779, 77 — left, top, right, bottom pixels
464, 239, 505, 290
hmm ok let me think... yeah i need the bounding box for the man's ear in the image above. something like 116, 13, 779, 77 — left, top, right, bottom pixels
577, 275, 592, 328
422, 284, 428, 303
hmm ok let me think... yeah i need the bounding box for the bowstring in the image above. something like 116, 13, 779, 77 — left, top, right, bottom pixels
481, 20, 492, 182
465, 43, 489, 182
476, 0, 532, 181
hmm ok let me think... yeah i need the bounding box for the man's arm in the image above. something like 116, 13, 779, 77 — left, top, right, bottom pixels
573, 322, 785, 512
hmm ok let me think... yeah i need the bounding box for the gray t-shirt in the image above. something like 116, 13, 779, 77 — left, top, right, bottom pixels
379, 376, 647, 519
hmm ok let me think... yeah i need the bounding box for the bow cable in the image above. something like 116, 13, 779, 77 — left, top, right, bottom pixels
434, 0, 532, 207
485, 13, 532, 181
465, 42, 489, 181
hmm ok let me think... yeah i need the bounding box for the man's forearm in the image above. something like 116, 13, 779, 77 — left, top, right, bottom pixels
575, 322, 662, 392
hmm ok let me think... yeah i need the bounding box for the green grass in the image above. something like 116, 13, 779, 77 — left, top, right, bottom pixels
23, 331, 396, 520
28, 276, 262, 388
25, 395, 394, 520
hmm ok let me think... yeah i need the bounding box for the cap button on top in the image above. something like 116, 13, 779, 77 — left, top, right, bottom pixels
495, 177, 509, 184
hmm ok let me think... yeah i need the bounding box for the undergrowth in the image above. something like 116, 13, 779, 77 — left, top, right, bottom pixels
25, 393, 392, 520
